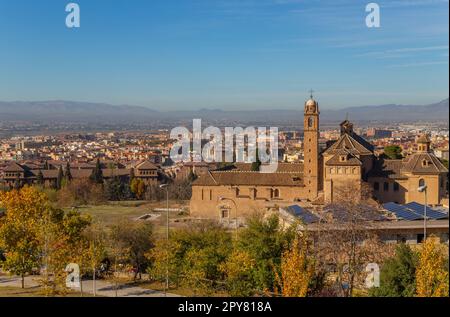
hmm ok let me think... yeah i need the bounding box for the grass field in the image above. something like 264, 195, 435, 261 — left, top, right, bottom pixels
71, 200, 192, 237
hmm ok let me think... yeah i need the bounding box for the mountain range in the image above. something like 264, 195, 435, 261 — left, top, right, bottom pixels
0, 99, 448, 123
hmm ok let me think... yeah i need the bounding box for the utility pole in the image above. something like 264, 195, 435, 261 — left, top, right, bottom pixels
418, 185, 428, 241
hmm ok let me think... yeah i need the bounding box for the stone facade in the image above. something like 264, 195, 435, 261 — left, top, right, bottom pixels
190, 96, 449, 220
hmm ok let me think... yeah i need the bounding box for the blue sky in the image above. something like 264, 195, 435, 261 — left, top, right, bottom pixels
0, 0, 448, 111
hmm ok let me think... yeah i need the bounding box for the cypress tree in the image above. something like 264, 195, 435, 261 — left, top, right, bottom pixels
56, 166, 64, 190
65, 162, 73, 182
36, 170, 44, 185
90, 159, 104, 184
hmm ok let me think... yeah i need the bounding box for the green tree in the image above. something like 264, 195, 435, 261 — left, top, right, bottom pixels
64, 162, 73, 182
235, 214, 296, 293
369, 243, 417, 297
36, 170, 44, 186
56, 166, 64, 190
90, 159, 104, 184
147, 222, 232, 295
383, 145, 403, 159
251, 149, 262, 171
110, 219, 154, 280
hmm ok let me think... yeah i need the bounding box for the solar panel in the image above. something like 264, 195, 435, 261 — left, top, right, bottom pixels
287, 205, 320, 224
404, 202, 448, 220
382, 203, 423, 221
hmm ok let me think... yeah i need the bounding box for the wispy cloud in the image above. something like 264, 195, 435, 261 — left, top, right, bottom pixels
387, 60, 449, 68
356, 45, 449, 58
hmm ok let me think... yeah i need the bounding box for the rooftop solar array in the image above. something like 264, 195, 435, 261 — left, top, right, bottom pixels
383, 202, 448, 221
404, 202, 448, 220
286, 205, 320, 224
383, 202, 422, 220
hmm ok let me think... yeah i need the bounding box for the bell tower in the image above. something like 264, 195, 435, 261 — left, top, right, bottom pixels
303, 91, 320, 200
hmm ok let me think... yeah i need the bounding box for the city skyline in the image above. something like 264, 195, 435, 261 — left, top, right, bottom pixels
0, 0, 449, 110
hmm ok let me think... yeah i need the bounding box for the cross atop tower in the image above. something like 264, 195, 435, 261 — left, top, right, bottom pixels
309, 89, 314, 99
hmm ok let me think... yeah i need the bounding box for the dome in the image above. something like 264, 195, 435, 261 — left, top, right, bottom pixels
305, 98, 317, 107
417, 134, 431, 144
305, 98, 318, 113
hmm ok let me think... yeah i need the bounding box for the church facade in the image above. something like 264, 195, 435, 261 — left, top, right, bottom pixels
189, 96, 449, 220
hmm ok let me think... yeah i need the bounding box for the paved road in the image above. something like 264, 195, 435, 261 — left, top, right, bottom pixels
0, 275, 180, 297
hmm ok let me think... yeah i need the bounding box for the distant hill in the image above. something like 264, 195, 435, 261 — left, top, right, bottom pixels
322, 99, 449, 122
0, 99, 448, 123
0, 100, 159, 122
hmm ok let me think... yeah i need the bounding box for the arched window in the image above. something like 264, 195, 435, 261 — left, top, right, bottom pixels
221, 208, 230, 219
308, 117, 314, 128
419, 179, 426, 187
274, 189, 280, 198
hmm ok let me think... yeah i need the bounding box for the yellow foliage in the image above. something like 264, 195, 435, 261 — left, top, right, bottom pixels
277, 236, 314, 297
416, 239, 449, 297
0, 186, 50, 286
220, 250, 255, 280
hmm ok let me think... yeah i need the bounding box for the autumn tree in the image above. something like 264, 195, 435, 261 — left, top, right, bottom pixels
276, 235, 314, 297
38, 208, 92, 296
416, 239, 449, 297
147, 239, 179, 289
82, 221, 108, 283
220, 250, 256, 297
0, 187, 49, 288
130, 178, 146, 200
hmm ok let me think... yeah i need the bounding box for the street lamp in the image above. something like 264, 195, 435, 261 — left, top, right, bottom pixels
418, 185, 428, 241
218, 196, 238, 238
159, 183, 169, 296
